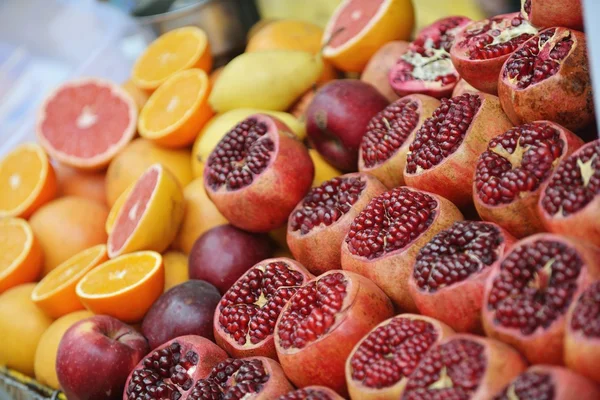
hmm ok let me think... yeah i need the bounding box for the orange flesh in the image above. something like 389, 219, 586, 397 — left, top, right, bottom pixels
79, 255, 158, 295
0, 149, 43, 212
328, 0, 384, 48
0, 224, 27, 274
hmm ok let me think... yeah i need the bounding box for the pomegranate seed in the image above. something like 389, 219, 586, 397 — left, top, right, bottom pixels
570, 281, 600, 338
493, 371, 554, 400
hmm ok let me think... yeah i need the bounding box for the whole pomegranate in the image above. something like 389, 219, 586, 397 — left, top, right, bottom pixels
473, 121, 583, 238
341, 186, 464, 311
277, 386, 344, 400
287, 173, 387, 275
358, 95, 441, 188
203, 114, 314, 232
274, 270, 394, 396
403, 92, 513, 207
213, 258, 313, 360
522, 0, 584, 31
450, 13, 538, 94
498, 28, 593, 132
482, 234, 599, 365
346, 314, 454, 399
408, 221, 516, 333
538, 140, 600, 247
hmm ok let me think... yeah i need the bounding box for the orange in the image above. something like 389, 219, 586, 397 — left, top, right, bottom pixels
246, 19, 276, 41
309, 149, 342, 187
0, 142, 57, 218
131, 27, 212, 92
163, 251, 189, 291
34, 310, 93, 389
76, 251, 164, 323
0, 283, 53, 377
107, 164, 184, 258
0, 218, 43, 293
29, 196, 109, 276
138, 69, 214, 148
322, 0, 415, 72
105, 138, 193, 207
32, 245, 108, 318
173, 178, 228, 253
54, 162, 107, 206
122, 78, 150, 111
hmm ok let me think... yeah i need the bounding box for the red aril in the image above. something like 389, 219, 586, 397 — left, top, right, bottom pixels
287, 173, 386, 275
482, 234, 599, 365
341, 186, 464, 311
204, 114, 314, 232
450, 13, 538, 94
408, 221, 516, 333
522, 0, 584, 31
346, 314, 454, 399
498, 28, 593, 131
277, 386, 344, 400
538, 140, 600, 247
213, 258, 313, 360
358, 95, 441, 188
361, 41, 411, 102
274, 270, 394, 396
403, 92, 513, 207
473, 121, 583, 238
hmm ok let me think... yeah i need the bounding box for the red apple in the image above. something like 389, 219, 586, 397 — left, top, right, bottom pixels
56, 315, 149, 400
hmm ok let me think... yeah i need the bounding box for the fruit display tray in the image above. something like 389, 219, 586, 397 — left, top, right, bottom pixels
0, 367, 65, 400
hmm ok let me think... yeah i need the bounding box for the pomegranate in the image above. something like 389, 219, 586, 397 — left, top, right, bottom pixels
341, 186, 464, 311
287, 173, 386, 275
361, 41, 411, 103
498, 28, 593, 132
213, 257, 313, 359
389, 16, 471, 99
277, 386, 344, 400
522, 0, 584, 31
565, 281, 600, 383
539, 140, 600, 247
274, 270, 394, 396
403, 92, 513, 207
123, 335, 227, 400
358, 95, 441, 188
473, 121, 584, 238
346, 314, 455, 400
451, 79, 479, 97
482, 234, 598, 365
204, 114, 314, 232
408, 221, 516, 333
401, 334, 527, 400
186, 357, 293, 399
493, 365, 600, 400
450, 13, 538, 94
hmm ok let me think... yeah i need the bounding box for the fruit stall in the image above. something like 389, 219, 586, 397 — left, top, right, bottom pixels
0, 0, 599, 399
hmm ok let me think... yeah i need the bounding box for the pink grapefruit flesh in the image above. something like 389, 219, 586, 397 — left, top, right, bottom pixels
327, 0, 384, 48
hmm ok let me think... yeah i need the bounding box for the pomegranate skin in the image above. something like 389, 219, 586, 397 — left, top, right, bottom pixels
403, 93, 513, 207
473, 121, 584, 239
498, 28, 593, 132
408, 222, 516, 333
360, 41, 410, 103
287, 173, 387, 275
482, 234, 597, 365
341, 187, 464, 311
204, 114, 314, 233
274, 270, 394, 396
522, 0, 584, 31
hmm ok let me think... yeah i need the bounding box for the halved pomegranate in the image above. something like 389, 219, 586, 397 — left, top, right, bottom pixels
498, 28, 593, 132
358, 95, 441, 188
403, 92, 512, 207
187, 357, 293, 399
482, 234, 598, 365
400, 334, 527, 400
451, 78, 478, 97
204, 114, 314, 232
274, 270, 394, 396
450, 12, 538, 94
522, 0, 584, 31
123, 335, 227, 400
473, 121, 583, 238
493, 365, 600, 400
287, 173, 386, 275
408, 221, 516, 333
539, 140, 600, 247
213, 257, 313, 360
346, 314, 454, 399
389, 16, 472, 99
341, 186, 464, 311
565, 281, 600, 383
277, 386, 344, 400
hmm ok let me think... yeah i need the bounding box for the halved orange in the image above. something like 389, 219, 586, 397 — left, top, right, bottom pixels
138, 68, 214, 148
31, 244, 108, 318
0, 143, 57, 218
107, 164, 185, 258
0, 218, 43, 293
75, 251, 164, 322
131, 27, 212, 92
